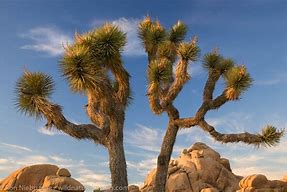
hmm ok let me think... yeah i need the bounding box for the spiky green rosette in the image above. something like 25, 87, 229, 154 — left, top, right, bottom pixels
15, 71, 54, 117
203, 51, 221, 69
80, 23, 126, 61
148, 58, 173, 84
169, 21, 187, 43
203, 52, 234, 73
138, 17, 166, 54
223, 65, 253, 100
60, 43, 106, 93
177, 38, 200, 61
258, 125, 285, 147
61, 23, 128, 94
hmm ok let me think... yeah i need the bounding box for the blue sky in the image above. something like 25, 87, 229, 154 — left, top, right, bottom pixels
0, 0, 287, 190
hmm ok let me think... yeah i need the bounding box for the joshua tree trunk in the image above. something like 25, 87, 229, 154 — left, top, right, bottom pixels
108, 139, 128, 192
107, 115, 128, 192
155, 124, 178, 192
155, 105, 179, 192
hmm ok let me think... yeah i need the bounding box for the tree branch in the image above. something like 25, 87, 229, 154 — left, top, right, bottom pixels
203, 70, 221, 102
209, 92, 228, 109
86, 90, 110, 129
37, 97, 108, 145
109, 58, 131, 108
147, 82, 164, 114
198, 120, 284, 147
163, 60, 189, 106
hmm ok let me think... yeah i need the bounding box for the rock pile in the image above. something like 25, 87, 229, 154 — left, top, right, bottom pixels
141, 142, 243, 192
237, 174, 287, 192
0, 164, 59, 191
0, 165, 84, 192
140, 142, 287, 192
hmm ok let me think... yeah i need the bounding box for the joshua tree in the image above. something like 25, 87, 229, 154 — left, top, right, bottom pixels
138, 16, 284, 192
15, 24, 130, 191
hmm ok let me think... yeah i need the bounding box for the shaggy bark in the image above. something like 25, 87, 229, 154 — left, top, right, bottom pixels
154, 105, 179, 192
108, 139, 128, 192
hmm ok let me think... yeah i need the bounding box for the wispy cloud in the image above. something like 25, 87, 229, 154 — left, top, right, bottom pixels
76, 168, 110, 189
112, 18, 145, 56
126, 124, 162, 153
22, 18, 145, 57
0, 142, 32, 152
20, 27, 72, 56
16, 155, 50, 165
38, 127, 63, 136
127, 158, 157, 176
255, 73, 287, 86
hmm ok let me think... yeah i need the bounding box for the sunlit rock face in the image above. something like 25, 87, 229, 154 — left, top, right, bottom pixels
0, 164, 85, 192
237, 174, 287, 192
140, 142, 287, 192
141, 142, 243, 192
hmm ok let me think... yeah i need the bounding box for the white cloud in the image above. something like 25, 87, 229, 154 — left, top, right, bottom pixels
0, 142, 32, 152
76, 168, 110, 189
16, 155, 50, 165
127, 158, 157, 177
255, 73, 287, 86
38, 127, 62, 136
126, 124, 162, 153
49, 155, 72, 164
20, 27, 72, 56
189, 63, 204, 77
0, 158, 9, 164
112, 18, 145, 56
22, 18, 145, 57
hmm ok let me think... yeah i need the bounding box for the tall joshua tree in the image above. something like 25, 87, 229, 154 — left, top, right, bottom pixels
138, 16, 284, 192
15, 24, 130, 191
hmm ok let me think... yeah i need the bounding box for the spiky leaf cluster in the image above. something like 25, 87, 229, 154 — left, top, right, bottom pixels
138, 17, 167, 54
148, 58, 173, 84
258, 125, 285, 147
138, 16, 153, 43
157, 41, 177, 62
224, 66, 253, 100
177, 39, 200, 61
81, 24, 126, 61
203, 52, 222, 70
218, 58, 235, 73
60, 44, 106, 93
15, 71, 54, 117
203, 52, 235, 74
169, 21, 187, 43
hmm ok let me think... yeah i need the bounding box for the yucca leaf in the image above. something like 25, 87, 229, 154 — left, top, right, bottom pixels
177, 37, 200, 61
15, 71, 54, 117
141, 20, 167, 54
138, 16, 153, 48
258, 125, 285, 147
217, 58, 235, 73
61, 43, 106, 93
157, 41, 177, 62
148, 58, 173, 83
169, 21, 187, 43
224, 65, 253, 100
83, 23, 126, 61
202, 52, 222, 70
